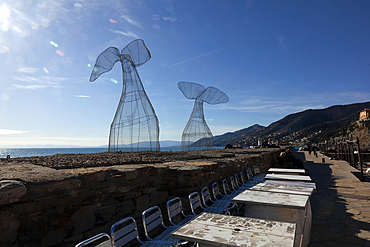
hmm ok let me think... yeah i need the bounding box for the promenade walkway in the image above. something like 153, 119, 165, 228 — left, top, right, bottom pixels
294, 151, 370, 246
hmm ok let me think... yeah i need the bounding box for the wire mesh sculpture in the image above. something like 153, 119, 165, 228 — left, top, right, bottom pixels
90, 39, 160, 152
178, 82, 229, 151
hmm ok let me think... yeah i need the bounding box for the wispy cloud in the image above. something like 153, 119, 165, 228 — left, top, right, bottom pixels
18, 67, 39, 73
121, 15, 141, 28
9, 75, 88, 90
277, 35, 288, 51
11, 84, 50, 90
209, 125, 245, 136
112, 30, 139, 39
0, 129, 29, 135
76, 95, 91, 98
222, 90, 370, 115
167, 48, 227, 68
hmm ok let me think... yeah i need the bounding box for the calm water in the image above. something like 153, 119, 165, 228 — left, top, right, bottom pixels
0, 146, 222, 158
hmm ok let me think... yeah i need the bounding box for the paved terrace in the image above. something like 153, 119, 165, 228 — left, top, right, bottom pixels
294, 151, 370, 247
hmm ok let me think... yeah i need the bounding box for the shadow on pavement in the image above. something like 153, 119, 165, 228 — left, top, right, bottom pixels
294, 152, 370, 246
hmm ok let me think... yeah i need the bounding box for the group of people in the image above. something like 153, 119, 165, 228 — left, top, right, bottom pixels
277, 147, 306, 169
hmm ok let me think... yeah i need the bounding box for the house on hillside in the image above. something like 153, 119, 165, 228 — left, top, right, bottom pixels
359, 109, 370, 121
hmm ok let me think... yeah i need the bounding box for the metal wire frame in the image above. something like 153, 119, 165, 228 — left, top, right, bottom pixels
90, 39, 160, 152
178, 82, 228, 151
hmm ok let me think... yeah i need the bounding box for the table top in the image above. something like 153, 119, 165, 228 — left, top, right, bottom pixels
248, 182, 315, 196
171, 212, 295, 247
265, 174, 312, 182
231, 190, 309, 209
268, 168, 306, 174
264, 180, 316, 190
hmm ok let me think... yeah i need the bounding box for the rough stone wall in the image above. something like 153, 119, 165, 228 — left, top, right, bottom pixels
0, 149, 279, 247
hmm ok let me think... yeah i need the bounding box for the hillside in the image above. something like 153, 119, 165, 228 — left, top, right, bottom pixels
213, 101, 370, 147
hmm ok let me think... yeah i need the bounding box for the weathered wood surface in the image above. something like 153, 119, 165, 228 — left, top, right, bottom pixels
231, 190, 309, 209
265, 174, 312, 182
248, 182, 315, 196
171, 212, 295, 247
264, 180, 316, 190
268, 168, 306, 175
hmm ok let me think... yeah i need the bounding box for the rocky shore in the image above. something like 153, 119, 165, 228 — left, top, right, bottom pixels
0, 148, 278, 169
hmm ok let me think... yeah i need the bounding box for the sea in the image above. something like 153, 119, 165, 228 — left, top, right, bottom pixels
0, 146, 223, 158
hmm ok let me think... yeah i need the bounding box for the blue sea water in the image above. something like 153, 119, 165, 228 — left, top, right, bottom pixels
0, 146, 222, 158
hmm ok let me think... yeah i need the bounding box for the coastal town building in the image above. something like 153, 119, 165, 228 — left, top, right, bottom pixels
359, 109, 370, 121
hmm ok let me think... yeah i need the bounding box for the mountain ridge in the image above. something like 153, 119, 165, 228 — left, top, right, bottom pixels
213, 101, 370, 147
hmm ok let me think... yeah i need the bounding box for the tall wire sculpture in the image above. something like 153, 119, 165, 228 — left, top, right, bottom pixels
90, 39, 160, 152
178, 82, 229, 151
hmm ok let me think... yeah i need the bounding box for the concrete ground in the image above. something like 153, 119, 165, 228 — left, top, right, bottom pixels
294, 151, 370, 247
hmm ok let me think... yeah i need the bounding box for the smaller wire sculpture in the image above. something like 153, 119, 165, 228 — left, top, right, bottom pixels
90, 39, 160, 152
178, 82, 229, 151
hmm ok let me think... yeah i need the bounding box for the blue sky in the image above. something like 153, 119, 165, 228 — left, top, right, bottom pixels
0, 0, 369, 147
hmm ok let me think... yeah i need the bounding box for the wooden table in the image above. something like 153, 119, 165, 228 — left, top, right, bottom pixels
231, 190, 310, 247
264, 174, 312, 182
171, 212, 296, 247
268, 168, 306, 175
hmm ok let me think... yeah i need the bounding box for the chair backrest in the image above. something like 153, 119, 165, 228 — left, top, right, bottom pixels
254, 166, 261, 175
167, 197, 186, 226
222, 179, 231, 194
189, 191, 204, 215
142, 206, 167, 241
230, 176, 237, 190
234, 173, 242, 186
246, 168, 254, 180
212, 182, 222, 199
110, 217, 143, 247
201, 187, 213, 207
76, 233, 112, 247
239, 171, 247, 183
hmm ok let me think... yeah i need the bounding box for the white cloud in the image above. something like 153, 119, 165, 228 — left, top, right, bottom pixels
9, 75, 88, 90
222, 90, 370, 115
167, 48, 226, 68
76, 95, 91, 98
209, 125, 245, 136
11, 84, 48, 90
121, 15, 141, 28
18, 67, 39, 73
113, 30, 139, 39
0, 129, 29, 135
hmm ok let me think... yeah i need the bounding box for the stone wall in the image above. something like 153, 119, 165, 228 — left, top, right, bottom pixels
0, 149, 280, 247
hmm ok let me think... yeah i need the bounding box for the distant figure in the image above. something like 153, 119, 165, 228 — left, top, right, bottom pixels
307, 143, 312, 155
286, 149, 305, 169
313, 146, 317, 157
224, 143, 233, 149
262, 140, 268, 148
6, 155, 10, 161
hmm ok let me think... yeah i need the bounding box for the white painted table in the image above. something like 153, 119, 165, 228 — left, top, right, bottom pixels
248, 182, 315, 196
265, 174, 312, 182
265, 180, 316, 190
268, 168, 306, 175
171, 212, 296, 247
231, 190, 311, 247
